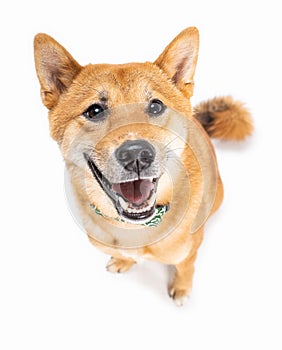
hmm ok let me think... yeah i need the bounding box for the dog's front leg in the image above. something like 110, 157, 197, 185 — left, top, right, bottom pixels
168, 250, 198, 306
106, 256, 136, 274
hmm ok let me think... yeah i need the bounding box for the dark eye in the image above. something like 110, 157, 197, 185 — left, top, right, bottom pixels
147, 99, 166, 116
83, 104, 106, 121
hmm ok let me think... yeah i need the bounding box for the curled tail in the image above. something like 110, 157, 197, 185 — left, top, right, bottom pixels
193, 96, 253, 141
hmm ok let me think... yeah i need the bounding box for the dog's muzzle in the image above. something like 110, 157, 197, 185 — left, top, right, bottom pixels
84, 139, 160, 224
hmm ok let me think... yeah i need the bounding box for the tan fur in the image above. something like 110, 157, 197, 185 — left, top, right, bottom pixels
194, 96, 253, 141
34, 27, 252, 305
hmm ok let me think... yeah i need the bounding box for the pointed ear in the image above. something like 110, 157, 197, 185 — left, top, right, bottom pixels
34, 34, 82, 109
154, 27, 199, 97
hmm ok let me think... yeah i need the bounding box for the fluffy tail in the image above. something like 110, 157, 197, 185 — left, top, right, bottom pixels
193, 96, 253, 141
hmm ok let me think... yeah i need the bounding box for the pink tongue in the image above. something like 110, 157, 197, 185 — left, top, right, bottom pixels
112, 179, 154, 205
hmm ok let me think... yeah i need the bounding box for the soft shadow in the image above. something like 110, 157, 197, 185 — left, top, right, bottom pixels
128, 260, 175, 301
212, 135, 256, 152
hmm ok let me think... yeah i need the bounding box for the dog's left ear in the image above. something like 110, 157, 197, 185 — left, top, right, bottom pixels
154, 27, 199, 97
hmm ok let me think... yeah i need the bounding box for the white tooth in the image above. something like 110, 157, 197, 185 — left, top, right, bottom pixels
148, 192, 156, 206
121, 193, 156, 215
130, 205, 151, 214
118, 196, 129, 210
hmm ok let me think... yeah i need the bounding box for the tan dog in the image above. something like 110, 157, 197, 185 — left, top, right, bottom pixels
34, 27, 253, 305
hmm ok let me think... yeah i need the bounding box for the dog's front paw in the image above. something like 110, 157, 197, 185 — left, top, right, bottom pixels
106, 257, 136, 273
168, 286, 190, 307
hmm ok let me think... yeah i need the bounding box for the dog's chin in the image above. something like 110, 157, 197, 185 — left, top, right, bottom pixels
84, 153, 159, 224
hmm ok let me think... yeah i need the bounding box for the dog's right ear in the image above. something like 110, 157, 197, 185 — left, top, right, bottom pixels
34, 34, 82, 109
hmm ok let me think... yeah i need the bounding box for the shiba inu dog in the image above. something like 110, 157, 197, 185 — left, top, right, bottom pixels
34, 27, 253, 305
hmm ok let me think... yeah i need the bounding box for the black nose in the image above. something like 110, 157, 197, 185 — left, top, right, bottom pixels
115, 139, 156, 174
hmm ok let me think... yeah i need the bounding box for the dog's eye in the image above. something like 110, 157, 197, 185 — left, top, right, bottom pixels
147, 99, 166, 116
83, 104, 106, 121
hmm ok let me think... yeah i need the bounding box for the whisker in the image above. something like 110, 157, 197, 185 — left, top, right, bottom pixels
144, 73, 159, 96
92, 74, 108, 95
92, 87, 104, 95
166, 154, 182, 159
166, 156, 184, 165
163, 136, 179, 150
165, 147, 185, 154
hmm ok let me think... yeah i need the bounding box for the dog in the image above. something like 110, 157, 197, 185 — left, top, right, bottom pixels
34, 27, 253, 306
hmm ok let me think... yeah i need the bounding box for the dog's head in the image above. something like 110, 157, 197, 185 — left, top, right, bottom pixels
34, 28, 203, 225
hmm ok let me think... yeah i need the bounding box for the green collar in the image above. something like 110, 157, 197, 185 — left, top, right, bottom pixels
89, 203, 169, 227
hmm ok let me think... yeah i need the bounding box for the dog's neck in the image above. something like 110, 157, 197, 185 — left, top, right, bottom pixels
89, 203, 169, 227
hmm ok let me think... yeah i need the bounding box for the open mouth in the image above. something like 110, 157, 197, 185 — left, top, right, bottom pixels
84, 153, 158, 223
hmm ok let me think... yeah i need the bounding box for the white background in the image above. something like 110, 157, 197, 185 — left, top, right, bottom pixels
1, 0, 282, 349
